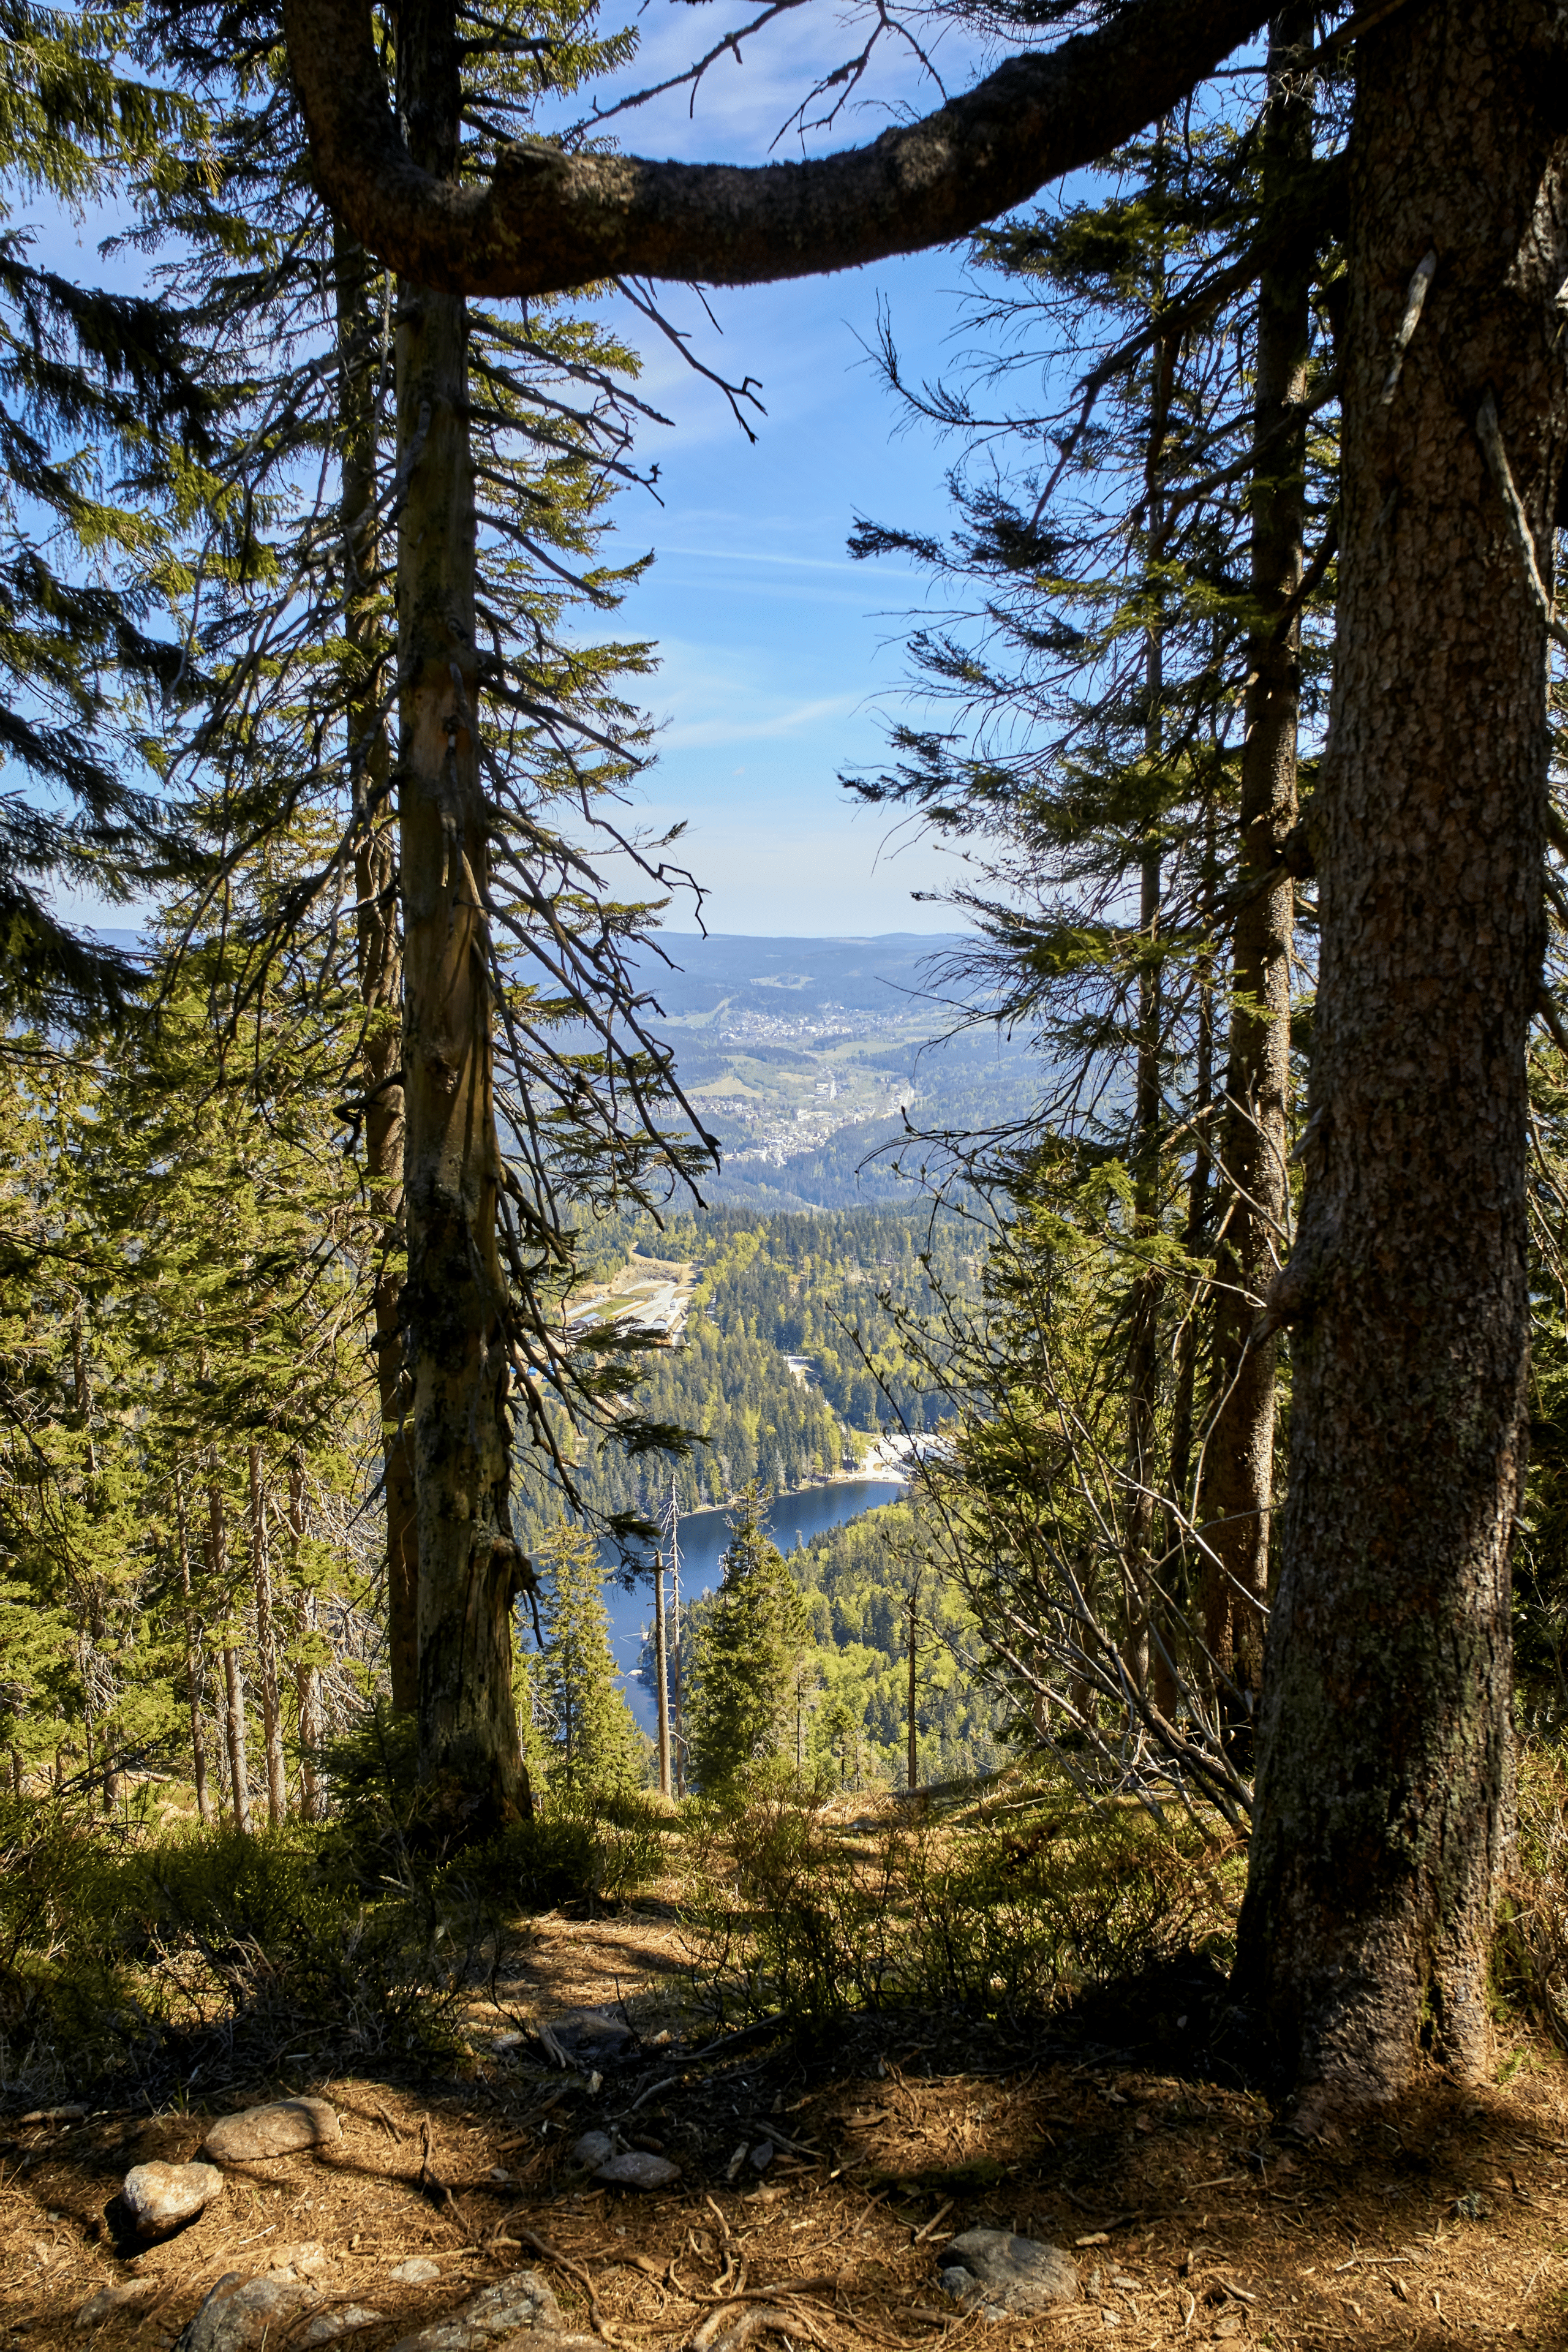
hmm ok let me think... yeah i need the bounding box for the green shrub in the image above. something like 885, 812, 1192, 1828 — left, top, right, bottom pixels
681, 1779, 1240, 2027
443, 1795, 663, 1916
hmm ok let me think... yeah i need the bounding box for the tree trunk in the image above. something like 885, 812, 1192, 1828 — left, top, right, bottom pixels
1123, 316, 1175, 1700
398, 0, 529, 1833
907, 1583, 919, 1794
336, 226, 418, 1716
289, 1461, 326, 1822
222, 1644, 252, 1836
653, 1559, 671, 1797
173, 1466, 214, 1828
1232, 0, 1568, 2110
1202, 7, 1312, 1735
250, 1444, 287, 1826
210, 1476, 252, 1834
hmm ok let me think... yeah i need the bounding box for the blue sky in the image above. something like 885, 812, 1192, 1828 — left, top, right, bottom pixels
589, 253, 985, 936
531, 0, 1012, 935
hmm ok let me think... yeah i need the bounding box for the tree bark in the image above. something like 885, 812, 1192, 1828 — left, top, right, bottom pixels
209, 1473, 252, 1834
1123, 317, 1174, 1702
283, 0, 1270, 299
249, 1443, 287, 1826
653, 1558, 671, 1798
1202, 7, 1312, 1733
221, 1644, 251, 1834
398, 0, 529, 1834
336, 226, 418, 1716
173, 1465, 214, 1828
289, 1460, 326, 1822
1232, 0, 1568, 2110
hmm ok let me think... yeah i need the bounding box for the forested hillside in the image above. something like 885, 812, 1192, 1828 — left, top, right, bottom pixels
514, 1205, 976, 1544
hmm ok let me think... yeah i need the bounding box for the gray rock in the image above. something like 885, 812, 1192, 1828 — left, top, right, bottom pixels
387, 2260, 442, 2285
594, 2150, 680, 2190
385, 2269, 584, 2352
295, 2311, 385, 2346
545, 2008, 632, 2060
173, 2271, 319, 2352
748, 2141, 774, 2172
568, 2132, 614, 2172
202, 2100, 341, 2165
938, 2230, 1079, 2320
121, 2162, 224, 2241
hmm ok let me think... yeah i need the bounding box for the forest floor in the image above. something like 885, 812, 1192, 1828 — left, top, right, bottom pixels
7, 1886, 1568, 2352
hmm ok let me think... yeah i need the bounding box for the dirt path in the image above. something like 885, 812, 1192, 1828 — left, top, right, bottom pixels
7, 1904, 1568, 2352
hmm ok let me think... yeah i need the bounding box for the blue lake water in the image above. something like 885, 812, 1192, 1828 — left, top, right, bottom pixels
598, 1479, 907, 1733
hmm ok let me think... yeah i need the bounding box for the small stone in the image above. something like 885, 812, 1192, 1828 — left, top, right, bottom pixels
384, 2269, 586, 2352
173, 2271, 319, 2352
77, 2283, 156, 2328
121, 2162, 225, 2241
594, 2150, 680, 2191
748, 2141, 774, 2172
451, 2276, 563, 2336
388, 2260, 442, 2285
202, 2100, 341, 2165
295, 2310, 385, 2346
545, 2007, 631, 2060
265, 2244, 328, 2278
938, 2230, 1079, 2318
568, 2132, 613, 2172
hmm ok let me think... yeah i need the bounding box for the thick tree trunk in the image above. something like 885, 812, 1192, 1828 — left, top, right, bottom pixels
1202, 8, 1311, 1730
336, 228, 418, 1716
1232, 0, 1568, 2109
398, 0, 529, 1833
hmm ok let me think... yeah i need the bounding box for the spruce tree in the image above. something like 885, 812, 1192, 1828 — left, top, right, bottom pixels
533, 1523, 643, 1801
687, 1486, 808, 1790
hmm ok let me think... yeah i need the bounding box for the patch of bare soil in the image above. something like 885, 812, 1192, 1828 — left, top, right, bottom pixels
7, 1902, 1568, 2352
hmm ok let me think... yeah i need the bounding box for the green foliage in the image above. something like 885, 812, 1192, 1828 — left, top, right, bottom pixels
530, 1525, 647, 1801
682, 1776, 1240, 2028
791, 1504, 1003, 1787
445, 1795, 665, 1917
687, 1487, 809, 1790
0, 1795, 477, 2094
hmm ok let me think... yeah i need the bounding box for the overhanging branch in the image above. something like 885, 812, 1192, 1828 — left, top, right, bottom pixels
282, 0, 1272, 298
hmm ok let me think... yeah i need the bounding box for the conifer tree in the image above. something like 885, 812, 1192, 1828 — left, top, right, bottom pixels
532, 1523, 643, 1800
687, 1487, 808, 1790
0, 7, 216, 1019
129, 0, 715, 1825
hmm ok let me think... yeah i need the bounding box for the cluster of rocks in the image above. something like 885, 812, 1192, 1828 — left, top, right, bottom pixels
157, 2261, 597, 2352
84, 2065, 1085, 2348
118, 2098, 342, 2244
119, 2098, 343, 2246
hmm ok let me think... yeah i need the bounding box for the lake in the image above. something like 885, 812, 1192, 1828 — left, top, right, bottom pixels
597, 1479, 907, 1733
